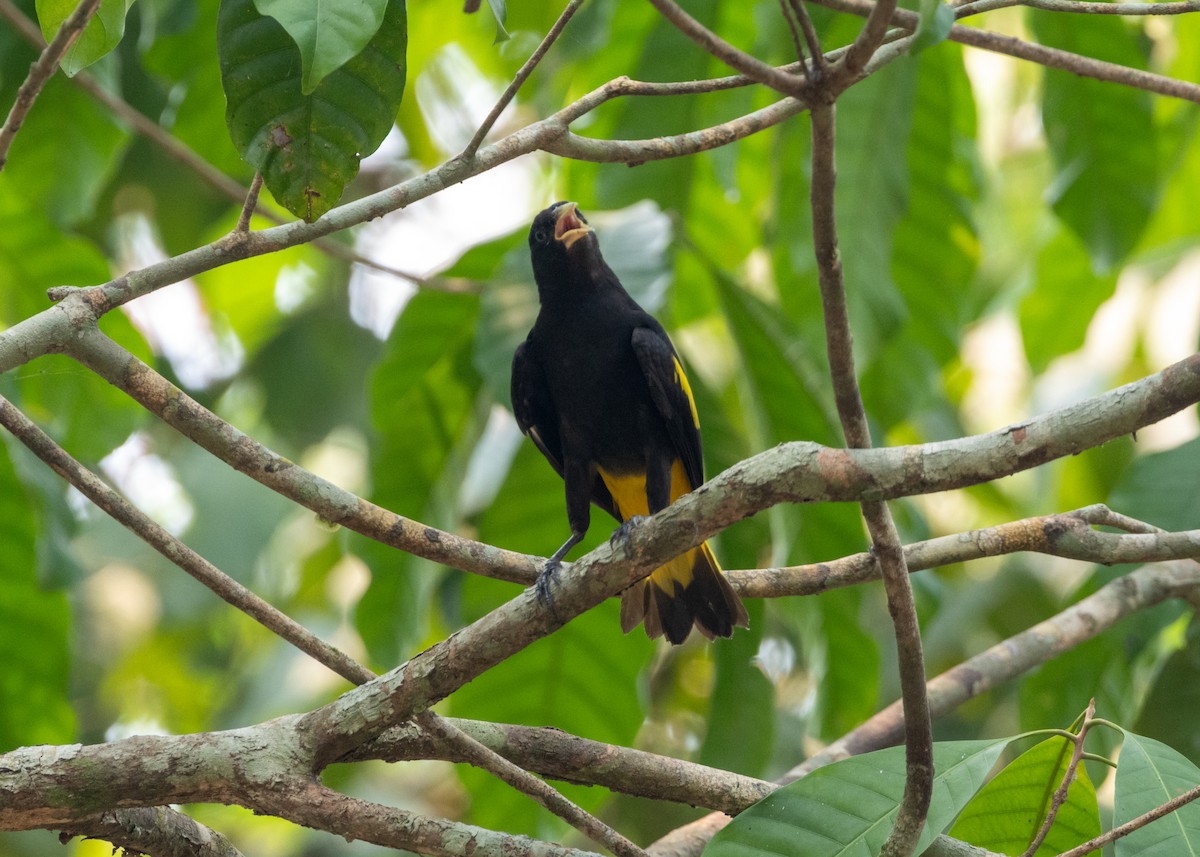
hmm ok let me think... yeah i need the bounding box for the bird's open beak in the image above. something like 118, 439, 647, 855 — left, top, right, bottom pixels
554, 202, 592, 250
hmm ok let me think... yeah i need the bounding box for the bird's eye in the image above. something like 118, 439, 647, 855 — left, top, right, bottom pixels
533, 229, 549, 244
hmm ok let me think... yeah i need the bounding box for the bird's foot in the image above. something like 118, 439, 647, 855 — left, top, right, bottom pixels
610, 515, 648, 548
535, 559, 563, 618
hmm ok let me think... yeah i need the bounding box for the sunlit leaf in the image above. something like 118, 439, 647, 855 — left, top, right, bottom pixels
253, 0, 389, 93
36, 0, 129, 76
950, 735, 1101, 856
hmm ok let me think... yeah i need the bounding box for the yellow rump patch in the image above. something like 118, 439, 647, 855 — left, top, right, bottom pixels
599, 461, 699, 590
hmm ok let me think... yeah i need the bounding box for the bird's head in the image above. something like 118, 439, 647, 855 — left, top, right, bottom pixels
528, 201, 597, 291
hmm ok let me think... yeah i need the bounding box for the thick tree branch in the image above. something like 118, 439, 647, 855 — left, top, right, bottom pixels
347, 718, 774, 814
58, 808, 245, 857
45, 318, 1200, 591
0, 0, 101, 170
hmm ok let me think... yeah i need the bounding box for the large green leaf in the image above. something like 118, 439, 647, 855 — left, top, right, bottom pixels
949, 735, 1100, 856
356, 290, 482, 665
704, 739, 1008, 857
1134, 625, 1200, 767
0, 441, 74, 748
1114, 732, 1200, 856
1108, 437, 1200, 533
0, 77, 129, 230
253, 0, 389, 93
217, 0, 406, 221
1030, 12, 1158, 270
1018, 227, 1117, 373
36, 0, 129, 76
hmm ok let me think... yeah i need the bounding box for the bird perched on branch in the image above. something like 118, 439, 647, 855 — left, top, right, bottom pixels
510, 201, 748, 644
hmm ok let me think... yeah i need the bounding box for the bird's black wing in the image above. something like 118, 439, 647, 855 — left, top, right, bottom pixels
512, 337, 621, 522
631, 324, 704, 491
511, 338, 566, 478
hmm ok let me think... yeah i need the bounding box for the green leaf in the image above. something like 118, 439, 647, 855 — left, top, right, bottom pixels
1018, 227, 1117, 373
704, 740, 1008, 857
1029, 12, 1158, 270
911, 0, 954, 54
1108, 437, 1200, 533
1114, 732, 1200, 856
1134, 625, 1200, 767
949, 736, 1101, 856
0, 441, 74, 747
252, 0, 389, 93
484, 0, 509, 43
36, 0, 129, 76
357, 291, 482, 664
217, 0, 407, 221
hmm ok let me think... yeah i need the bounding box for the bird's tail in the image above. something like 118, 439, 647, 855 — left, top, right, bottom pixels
619, 542, 748, 645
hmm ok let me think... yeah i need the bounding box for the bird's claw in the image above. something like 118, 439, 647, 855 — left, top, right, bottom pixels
610, 515, 648, 548
535, 559, 563, 619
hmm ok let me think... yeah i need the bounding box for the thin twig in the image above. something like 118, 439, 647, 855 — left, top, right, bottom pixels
0, 0, 102, 170
779, 0, 810, 68
790, 0, 829, 73
461, 0, 585, 159
236, 173, 264, 233
1054, 781, 1200, 857
832, 0, 898, 85
646, 0, 808, 97
808, 100, 932, 857
1021, 699, 1096, 857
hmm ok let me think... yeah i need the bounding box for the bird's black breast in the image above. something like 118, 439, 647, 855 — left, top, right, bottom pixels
527, 291, 665, 472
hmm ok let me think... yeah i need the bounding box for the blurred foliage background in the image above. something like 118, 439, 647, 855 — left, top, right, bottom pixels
1, 0, 1199, 854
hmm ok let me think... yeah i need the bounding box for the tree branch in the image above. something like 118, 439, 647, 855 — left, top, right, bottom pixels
347, 717, 774, 814
730, 506, 1200, 597
0, 0, 101, 170
0, 390, 639, 856
59, 808, 245, 857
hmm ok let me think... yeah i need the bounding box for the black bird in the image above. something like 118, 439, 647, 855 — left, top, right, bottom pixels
511, 201, 748, 644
